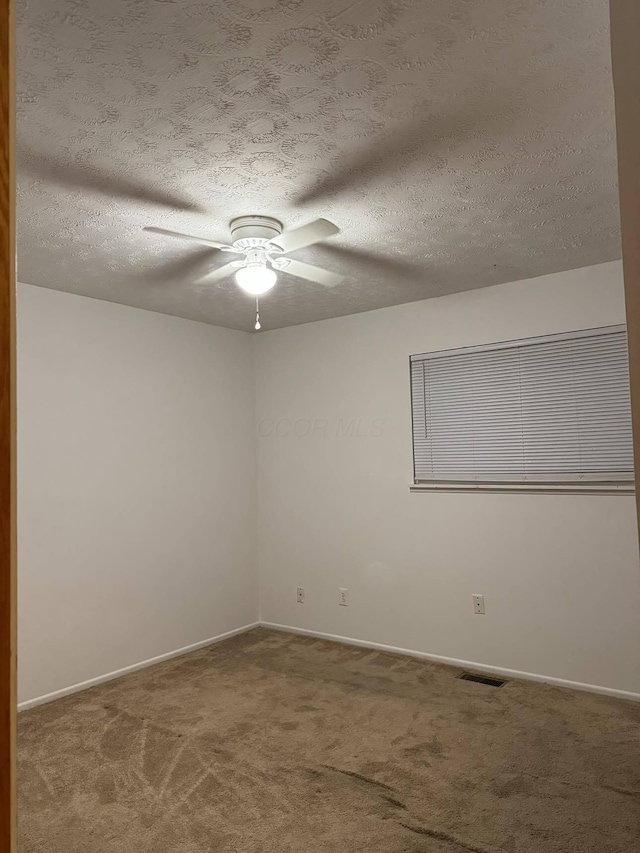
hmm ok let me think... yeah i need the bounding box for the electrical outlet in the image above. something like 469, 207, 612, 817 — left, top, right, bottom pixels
472, 594, 485, 615
339, 588, 348, 606
297, 586, 305, 604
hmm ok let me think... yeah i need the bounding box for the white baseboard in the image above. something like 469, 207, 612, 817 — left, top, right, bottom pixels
18, 622, 260, 712
19, 619, 640, 710
260, 622, 640, 703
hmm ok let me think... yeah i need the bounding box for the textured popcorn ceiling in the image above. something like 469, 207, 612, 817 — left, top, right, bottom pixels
17, 0, 620, 332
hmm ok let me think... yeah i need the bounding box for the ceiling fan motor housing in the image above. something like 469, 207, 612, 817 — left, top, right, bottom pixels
230, 215, 283, 250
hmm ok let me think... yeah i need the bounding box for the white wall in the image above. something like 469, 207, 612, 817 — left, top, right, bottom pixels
255, 261, 640, 696
18, 262, 640, 705
18, 284, 257, 705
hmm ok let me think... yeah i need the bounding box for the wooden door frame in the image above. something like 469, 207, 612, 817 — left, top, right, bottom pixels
610, 1, 640, 536
0, 0, 15, 850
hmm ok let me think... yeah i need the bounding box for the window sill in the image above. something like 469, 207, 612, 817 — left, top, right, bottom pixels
410, 481, 635, 495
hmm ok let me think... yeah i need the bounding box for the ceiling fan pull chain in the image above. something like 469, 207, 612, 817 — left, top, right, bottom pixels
254, 297, 261, 331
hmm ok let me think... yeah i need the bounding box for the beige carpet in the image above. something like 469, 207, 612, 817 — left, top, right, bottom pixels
18, 628, 640, 852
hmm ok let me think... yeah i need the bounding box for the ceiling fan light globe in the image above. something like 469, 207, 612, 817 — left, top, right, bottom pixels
235, 264, 277, 295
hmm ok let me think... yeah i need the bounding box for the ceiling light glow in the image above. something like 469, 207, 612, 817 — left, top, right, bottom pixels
235, 264, 277, 295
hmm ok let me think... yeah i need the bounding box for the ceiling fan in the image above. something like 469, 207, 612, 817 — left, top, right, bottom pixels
19, 148, 436, 330
143, 215, 345, 296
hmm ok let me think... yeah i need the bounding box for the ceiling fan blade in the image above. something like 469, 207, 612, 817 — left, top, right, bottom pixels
316, 244, 428, 280
138, 247, 221, 283
143, 226, 233, 250
18, 146, 202, 212
193, 261, 240, 285
277, 258, 345, 288
268, 218, 339, 254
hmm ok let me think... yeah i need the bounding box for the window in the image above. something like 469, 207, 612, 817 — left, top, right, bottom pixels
410, 326, 634, 492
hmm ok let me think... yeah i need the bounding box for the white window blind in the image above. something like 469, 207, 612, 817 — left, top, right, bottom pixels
410, 326, 634, 486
